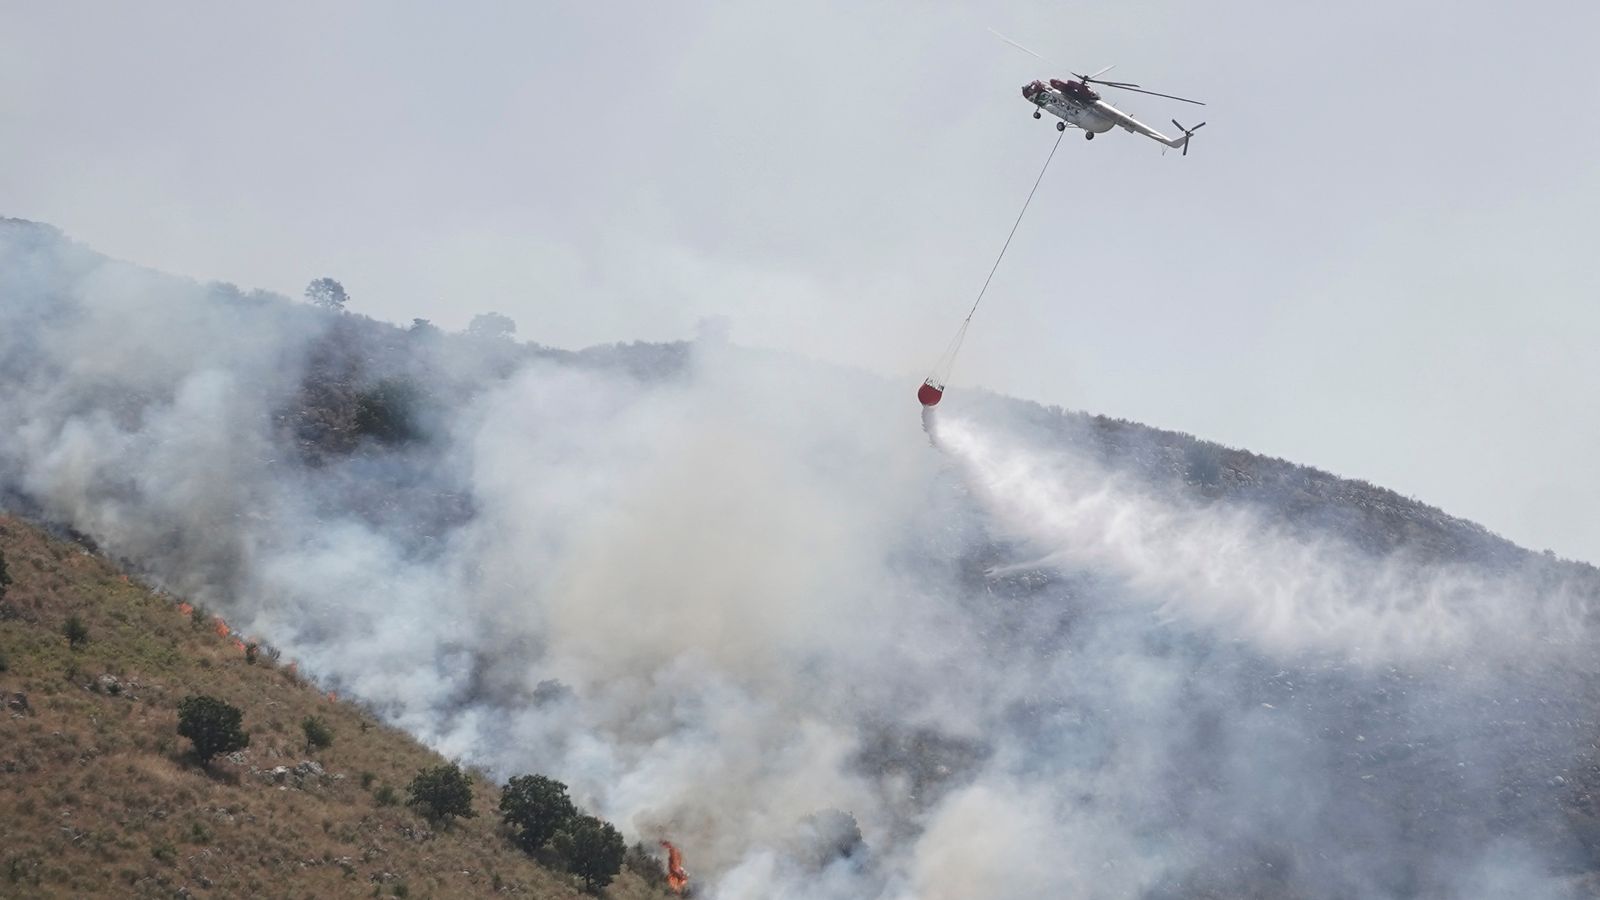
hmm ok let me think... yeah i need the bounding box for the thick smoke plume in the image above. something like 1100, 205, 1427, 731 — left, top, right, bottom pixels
3, 219, 1598, 898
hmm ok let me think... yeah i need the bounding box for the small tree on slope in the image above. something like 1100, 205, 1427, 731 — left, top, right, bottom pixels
304, 277, 348, 312
177, 695, 250, 766
302, 715, 333, 753
554, 814, 626, 893
407, 763, 476, 825
499, 773, 577, 854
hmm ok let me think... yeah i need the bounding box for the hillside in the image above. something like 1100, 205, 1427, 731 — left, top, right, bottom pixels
6, 216, 1600, 898
0, 514, 672, 899
0, 215, 1580, 577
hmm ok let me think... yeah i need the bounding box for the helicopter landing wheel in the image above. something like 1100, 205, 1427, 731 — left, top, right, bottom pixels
1056, 121, 1066, 132
1084, 132, 1095, 140
1033, 110, 1042, 119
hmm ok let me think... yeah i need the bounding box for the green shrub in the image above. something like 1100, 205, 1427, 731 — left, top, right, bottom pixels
623, 842, 667, 886
374, 785, 398, 807
176, 694, 250, 765
353, 379, 422, 444
302, 715, 334, 753
498, 774, 575, 854
406, 763, 475, 825
553, 814, 625, 893
62, 615, 89, 648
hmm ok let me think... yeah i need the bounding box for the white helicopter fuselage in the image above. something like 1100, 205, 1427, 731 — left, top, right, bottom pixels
1022, 79, 1191, 149
1034, 90, 1116, 134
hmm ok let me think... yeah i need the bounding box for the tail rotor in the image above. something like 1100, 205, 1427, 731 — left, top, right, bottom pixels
1171, 119, 1206, 156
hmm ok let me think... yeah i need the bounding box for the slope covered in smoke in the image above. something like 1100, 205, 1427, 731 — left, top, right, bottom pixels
0, 514, 670, 898
4, 216, 1600, 898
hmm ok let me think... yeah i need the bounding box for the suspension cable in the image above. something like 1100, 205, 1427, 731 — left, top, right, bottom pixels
963, 128, 1066, 323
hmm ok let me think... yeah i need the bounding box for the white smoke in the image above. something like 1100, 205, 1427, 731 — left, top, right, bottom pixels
3, 219, 1596, 898
935, 417, 1595, 666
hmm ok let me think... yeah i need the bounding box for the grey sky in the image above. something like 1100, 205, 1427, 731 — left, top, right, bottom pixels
4, 1, 1598, 562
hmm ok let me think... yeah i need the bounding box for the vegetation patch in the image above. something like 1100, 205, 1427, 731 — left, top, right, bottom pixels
0, 514, 672, 899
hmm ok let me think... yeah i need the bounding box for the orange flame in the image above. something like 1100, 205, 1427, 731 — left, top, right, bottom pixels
327, 691, 338, 702
233, 639, 246, 652
213, 617, 230, 638
660, 841, 688, 894
177, 602, 194, 616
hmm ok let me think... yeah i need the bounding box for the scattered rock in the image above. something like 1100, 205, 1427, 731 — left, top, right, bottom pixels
397, 823, 433, 842
258, 761, 333, 790
6, 691, 29, 715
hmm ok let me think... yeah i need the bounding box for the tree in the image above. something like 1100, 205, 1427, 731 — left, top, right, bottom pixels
177, 695, 250, 766
466, 312, 516, 341
623, 842, 668, 887
407, 763, 476, 825
302, 715, 334, 753
499, 774, 576, 854
554, 814, 625, 893
62, 615, 89, 648
304, 277, 349, 312
0, 548, 11, 601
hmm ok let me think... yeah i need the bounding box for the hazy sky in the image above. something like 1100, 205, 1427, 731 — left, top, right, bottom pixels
4, 1, 1598, 562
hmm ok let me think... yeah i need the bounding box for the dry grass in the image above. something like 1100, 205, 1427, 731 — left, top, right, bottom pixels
0, 515, 673, 899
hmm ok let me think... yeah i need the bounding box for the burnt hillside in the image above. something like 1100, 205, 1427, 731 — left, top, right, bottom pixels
5, 215, 1600, 898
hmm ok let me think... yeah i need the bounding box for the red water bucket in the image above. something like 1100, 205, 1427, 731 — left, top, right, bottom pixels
917, 381, 944, 407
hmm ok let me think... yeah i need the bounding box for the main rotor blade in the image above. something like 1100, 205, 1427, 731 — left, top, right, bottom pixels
1105, 83, 1206, 105
1088, 64, 1117, 79
987, 27, 1045, 59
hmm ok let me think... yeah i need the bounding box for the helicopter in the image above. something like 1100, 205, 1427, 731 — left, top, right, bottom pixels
995, 31, 1207, 154
1022, 72, 1205, 153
